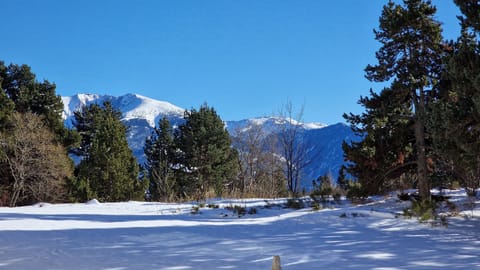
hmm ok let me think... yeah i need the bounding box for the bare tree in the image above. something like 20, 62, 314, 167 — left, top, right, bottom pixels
231, 123, 286, 198
278, 101, 309, 196
0, 112, 72, 206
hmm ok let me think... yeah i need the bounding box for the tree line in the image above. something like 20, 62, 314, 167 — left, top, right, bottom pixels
343, 0, 480, 200
0, 63, 301, 206
1, 0, 478, 206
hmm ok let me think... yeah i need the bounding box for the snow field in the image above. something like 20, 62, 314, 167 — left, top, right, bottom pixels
0, 190, 478, 269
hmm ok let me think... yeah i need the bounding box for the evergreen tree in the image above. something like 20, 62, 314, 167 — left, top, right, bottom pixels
429, 0, 480, 195
454, 0, 480, 32
144, 117, 176, 201
343, 88, 416, 195
176, 104, 238, 199
0, 61, 78, 147
337, 165, 349, 191
0, 87, 14, 131
72, 102, 143, 202
364, 0, 444, 200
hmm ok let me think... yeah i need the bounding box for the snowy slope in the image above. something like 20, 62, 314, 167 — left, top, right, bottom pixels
0, 189, 478, 269
225, 116, 326, 135
62, 93, 186, 160
62, 93, 185, 128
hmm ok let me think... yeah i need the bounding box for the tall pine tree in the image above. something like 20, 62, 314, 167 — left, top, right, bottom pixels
343, 88, 415, 195
144, 117, 176, 201
176, 104, 238, 199
0, 62, 74, 146
364, 0, 444, 200
72, 102, 143, 202
429, 0, 480, 195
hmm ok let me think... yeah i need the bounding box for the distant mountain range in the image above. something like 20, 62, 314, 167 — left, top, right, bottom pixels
62, 93, 358, 188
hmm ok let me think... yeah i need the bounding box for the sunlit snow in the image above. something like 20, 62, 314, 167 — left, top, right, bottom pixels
0, 190, 478, 269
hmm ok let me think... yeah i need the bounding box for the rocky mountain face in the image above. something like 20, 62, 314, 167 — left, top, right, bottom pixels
62, 93, 357, 188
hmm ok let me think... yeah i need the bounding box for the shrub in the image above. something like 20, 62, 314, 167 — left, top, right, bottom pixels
286, 198, 304, 209
191, 206, 200, 215
403, 199, 437, 222
207, 204, 219, 209
225, 205, 248, 217
332, 193, 342, 202
312, 201, 322, 211
346, 182, 367, 202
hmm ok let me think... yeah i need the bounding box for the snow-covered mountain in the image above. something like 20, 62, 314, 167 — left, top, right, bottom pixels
62, 93, 185, 159
62, 93, 357, 187
225, 117, 326, 136
226, 117, 356, 184
62, 93, 184, 128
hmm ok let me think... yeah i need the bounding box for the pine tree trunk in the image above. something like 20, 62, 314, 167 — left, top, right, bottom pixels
413, 91, 431, 200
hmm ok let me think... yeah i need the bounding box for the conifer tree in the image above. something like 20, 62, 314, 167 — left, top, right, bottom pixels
343, 88, 415, 195
0, 87, 13, 131
429, 0, 480, 195
364, 0, 444, 200
176, 104, 238, 199
72, 102, 143, 202
0, 61, 78, 147
144, 117, 176, 201
0, 61, 75, 205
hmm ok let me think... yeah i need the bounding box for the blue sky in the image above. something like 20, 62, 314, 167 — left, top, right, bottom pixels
1, 1, 461, 124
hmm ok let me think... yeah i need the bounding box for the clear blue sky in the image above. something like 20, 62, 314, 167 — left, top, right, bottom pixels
1, 1, 461, 124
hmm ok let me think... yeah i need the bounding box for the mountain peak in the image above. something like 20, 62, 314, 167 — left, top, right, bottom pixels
62, 93, 184, 128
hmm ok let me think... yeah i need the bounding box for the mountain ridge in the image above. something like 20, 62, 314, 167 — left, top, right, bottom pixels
61, 93, 357, 187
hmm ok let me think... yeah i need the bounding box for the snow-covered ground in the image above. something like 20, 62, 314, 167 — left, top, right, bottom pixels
0, 190, 478, 270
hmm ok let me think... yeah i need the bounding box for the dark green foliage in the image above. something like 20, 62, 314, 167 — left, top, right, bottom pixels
0, 61, 76, 206
144, 117, 176, 201
0, 61, 76, 147
346, 182, 368, 202
403, 199, 437, 222
336, 165, 349, 191
346, 0, 444, 199
311, 174, 333, 202
176, 104, 239, 200
72, 102, 143, 202
343, 88, 415, 195
428, 1, 480, 196
0, 89, 13, 131
286, 198, 304, 209
454, 0, 480, 32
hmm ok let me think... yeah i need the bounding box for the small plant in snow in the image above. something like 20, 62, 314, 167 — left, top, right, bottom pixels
248, 207, 257, 215
403, 199, 437, 222
312, 201, 322, 211
286, 198, 304, 209
191, 206, 201, 215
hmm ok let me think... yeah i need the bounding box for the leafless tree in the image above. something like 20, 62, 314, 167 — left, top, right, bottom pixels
278, 101, 309, 196
0, 112, 72, 206
231, 123, 286, 198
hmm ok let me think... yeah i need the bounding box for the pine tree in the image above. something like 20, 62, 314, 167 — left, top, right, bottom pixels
72, 102, 143, 202
343, 88, 415, 195
364, 0, 444, 200
0, 61, 78, 147
0, 87, 13, 131
176, 104, 238, 199
144, 117, 176, 201
429, 0, 480, 195
337, 165, 348, 191
454, 0, 480, 32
